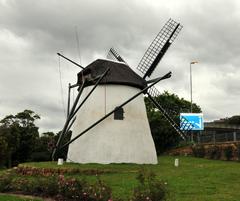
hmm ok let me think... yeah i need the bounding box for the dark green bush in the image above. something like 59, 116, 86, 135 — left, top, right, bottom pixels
132, 168, 167, 201
9, 176, 58, 196
0, 170, 14, 192
237, 144, 240, 161
224, 146, 234, 161
192, 145, 205, 158
83, 176, 112, 201
58, 174, 112, 201
58, 174, 85, 199
208, 146, 221, 160
31, 151, 51, 162
1, 172, 112, 201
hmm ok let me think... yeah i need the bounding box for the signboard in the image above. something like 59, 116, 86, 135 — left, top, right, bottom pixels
180, 113, 204, 131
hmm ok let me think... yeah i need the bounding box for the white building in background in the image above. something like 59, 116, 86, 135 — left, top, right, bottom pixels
67, 59, 158, 164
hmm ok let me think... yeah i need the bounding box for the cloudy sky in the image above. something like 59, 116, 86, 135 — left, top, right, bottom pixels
0, 0, 240, 133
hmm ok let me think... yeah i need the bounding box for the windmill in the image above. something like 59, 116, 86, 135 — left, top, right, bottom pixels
52, 18, 189, 164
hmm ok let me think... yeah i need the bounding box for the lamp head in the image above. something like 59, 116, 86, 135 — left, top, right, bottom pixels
190, 61, 198, 64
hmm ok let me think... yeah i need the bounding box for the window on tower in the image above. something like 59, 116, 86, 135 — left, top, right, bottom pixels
114, 107, 124, 120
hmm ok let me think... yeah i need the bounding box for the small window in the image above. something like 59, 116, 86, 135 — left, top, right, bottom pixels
114, 107, 124, 120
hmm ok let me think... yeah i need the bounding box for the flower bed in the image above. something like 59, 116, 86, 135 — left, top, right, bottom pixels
16, 166, 115, 177
0, 167, 167, 201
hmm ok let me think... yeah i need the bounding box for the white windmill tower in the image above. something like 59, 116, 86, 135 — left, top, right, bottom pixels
52, 19, 186, 164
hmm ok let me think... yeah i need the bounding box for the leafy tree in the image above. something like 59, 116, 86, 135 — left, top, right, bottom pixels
145, 91, 201, 154
0, 110, 40, 166
54, 131, 72, 161
0, 136, 8, 167
223, 115, 240, 125
31, 132, 55, 162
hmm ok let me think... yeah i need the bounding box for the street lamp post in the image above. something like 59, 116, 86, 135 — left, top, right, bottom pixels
190, 61, 198, 113
189, 61, 198, 143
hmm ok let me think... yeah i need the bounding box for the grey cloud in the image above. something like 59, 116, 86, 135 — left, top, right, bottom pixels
0, 0, 240, 132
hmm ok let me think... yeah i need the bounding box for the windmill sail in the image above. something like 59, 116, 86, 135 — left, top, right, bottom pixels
137, 19, 183, 79
147, 87, 192, 140
107, 47, 191, 140
107, 47, 128, 64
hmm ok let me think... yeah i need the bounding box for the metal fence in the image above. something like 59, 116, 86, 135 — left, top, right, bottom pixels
195, 131, 240, 144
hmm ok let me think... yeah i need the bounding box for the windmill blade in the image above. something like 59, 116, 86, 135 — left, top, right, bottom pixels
107, 47, 128, 65
147, 86, 193, 140
137, 19, 183, 79
107, 47, 190, 140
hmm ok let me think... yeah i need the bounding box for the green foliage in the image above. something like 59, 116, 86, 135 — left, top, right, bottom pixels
2, 156, 240, 200
8, 176, 58, 196
237, 144, 240, 161
132, 168, 167, 201
0, 110, 40, 167
0, 170, 112, 201
145, 91, 201, 154
207, 146, 221, 160
0, 136, 8, 167
54, 131, 72, 160
30, 151, 51, 161
0, 194, 42, 201
222, 115, 240, 125
224, 146, 234, 161
31, 132, 56, 162
191, 145, 205, 158
0, 110, 70, 166
81, 176, 112, 201
0, 170, 15, 192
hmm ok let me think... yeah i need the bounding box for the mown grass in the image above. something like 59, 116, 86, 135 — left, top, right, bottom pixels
21, 156, 240, 201
0, 194, 42, 201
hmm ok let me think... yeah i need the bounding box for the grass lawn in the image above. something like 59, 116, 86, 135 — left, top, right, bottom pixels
0, 194, 42, 201
20, 156, 240, 201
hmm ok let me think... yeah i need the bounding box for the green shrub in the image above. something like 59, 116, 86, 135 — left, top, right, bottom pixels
10, 176, 58, 197
237, 144, 240, 161
58, 174, 112, 201
31, 151, 51, 162
58, 174, 85, 199
31, 176, 58, 196
132, 168, 167, 201
208, 146, 221, 160
192, 145, 205, 158
0, 170, 14, 192
224, 146, 234, 161
83, 176, 112, 201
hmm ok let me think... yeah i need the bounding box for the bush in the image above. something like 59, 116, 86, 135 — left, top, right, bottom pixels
192, 145, 205, 158
0, 170, 14, 192
132, 168, 167, 201
83, 176, 112, 201
1, 171, 112, 201
207, 146, 221, 160
31, 151, 51, 161
9, 176, 58, 196
58, 174, 85, 199
58, 174, 112, 201
237, 144, 240, 161
224, 146, 234, 161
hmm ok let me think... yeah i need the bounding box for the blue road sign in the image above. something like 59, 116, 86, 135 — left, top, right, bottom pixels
180, 113, 204, 131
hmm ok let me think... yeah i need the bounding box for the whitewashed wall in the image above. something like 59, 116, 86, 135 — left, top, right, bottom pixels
67, 84, 158, 164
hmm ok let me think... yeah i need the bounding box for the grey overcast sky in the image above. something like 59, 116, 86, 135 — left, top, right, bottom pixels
0, 0, 240, 133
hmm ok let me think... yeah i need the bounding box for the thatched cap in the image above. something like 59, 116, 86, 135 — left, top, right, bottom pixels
77, 59, 147, 89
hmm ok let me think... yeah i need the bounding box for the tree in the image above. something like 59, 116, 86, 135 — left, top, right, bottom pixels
145, 91, 201, 154
0, 136, 8, 167
54, 131, 72, 160
0, 110, 40, 166
223, 115, 240, 125
31, 132, 55, 161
